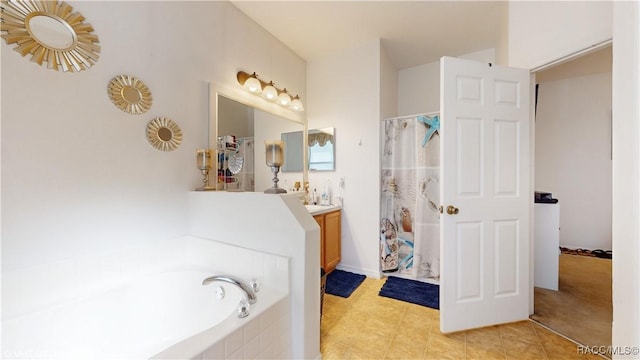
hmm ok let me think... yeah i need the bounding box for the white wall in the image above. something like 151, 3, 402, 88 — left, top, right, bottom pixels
535, 50, 612, 251
398, 61, 440, 116
1, 1, 304, 270
508, 1, 612, 69
380, 44, 399, 121
306, 39, 385, 277
612, 2, 640, 357
398, 48, 496, 116
1, 0, 309, 355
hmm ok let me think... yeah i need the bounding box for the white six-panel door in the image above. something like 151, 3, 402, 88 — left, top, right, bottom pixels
440, 56, 530, 332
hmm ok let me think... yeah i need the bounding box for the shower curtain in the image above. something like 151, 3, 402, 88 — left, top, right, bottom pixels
380, 114, 440, 282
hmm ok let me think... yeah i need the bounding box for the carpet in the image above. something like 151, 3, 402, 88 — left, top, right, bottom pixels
378, 276, 439, 309
560, 246, 612, 259
325, 269, 366, 298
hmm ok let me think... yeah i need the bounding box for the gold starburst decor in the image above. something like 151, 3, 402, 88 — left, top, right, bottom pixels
107, 75, 153, 114
0, 0, 100, 72
146, 117, 182, 152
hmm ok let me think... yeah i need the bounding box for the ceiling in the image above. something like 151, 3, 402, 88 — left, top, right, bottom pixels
231, 1, 508, 69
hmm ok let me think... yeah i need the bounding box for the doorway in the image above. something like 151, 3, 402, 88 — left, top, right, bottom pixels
531, 45, 613, 350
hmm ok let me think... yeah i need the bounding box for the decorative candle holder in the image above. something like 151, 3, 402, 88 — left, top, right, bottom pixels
195, 149, 216, 191
264, 140, 287, 194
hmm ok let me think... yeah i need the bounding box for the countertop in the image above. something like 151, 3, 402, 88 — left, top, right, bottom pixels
305, 204, 341, 216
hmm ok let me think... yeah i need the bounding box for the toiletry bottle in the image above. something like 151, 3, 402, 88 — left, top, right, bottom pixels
225, 155, 233, 183
304, 183, 310, 205
313, 188, 318, 205
323, 180, 331, 205
218, 152, 225, 183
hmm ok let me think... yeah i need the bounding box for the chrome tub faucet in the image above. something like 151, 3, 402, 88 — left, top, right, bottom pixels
202, 275, 257, 304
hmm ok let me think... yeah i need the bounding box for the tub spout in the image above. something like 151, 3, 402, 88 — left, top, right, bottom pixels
202, 275, 257, 304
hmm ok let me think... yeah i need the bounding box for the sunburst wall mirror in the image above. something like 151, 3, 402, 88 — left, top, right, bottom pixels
0, 0, 100, 72
108, 75, 153, 114
146, 117, 182, 152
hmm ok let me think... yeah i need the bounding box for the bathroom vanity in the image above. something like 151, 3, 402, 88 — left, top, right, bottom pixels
307, 205, 341, 273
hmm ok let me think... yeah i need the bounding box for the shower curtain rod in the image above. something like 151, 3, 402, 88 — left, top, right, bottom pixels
382, 111, 440, 122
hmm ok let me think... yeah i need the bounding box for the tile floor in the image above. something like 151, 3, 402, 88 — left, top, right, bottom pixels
320, 277, 603, 360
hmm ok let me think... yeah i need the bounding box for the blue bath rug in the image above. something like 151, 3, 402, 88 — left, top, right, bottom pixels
325, 270, 366, 298
378, 276, 439, 310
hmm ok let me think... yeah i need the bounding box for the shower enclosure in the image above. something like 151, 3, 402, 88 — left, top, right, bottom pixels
380, 113, 440, 283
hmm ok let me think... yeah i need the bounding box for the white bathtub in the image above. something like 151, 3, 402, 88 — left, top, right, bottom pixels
2, 269, 289, 359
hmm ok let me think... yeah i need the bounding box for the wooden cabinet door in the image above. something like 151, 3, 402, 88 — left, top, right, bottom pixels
314, 214, 325, 270
323, 211, 341, 273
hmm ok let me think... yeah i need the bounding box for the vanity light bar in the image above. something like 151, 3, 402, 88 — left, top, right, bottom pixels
236, 71, 304, 112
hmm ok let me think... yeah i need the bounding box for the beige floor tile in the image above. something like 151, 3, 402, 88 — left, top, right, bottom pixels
349, 332, 392, 359
395, 316, 434, 344
502, 337, 547, 360
425, 332, 466, 359
465, 343, 507, 360
385, 336, 427, 360
499, 321, 541, 345
465, 325, 502, 347
321, 277, 585, 360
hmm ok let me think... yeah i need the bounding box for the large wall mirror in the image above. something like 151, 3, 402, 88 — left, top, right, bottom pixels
281, 127, 335, 172
211, 83, 306, 192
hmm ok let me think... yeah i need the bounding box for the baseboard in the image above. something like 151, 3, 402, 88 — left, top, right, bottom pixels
335, 263, 381, 279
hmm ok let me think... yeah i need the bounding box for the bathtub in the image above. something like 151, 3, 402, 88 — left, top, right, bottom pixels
2, 269, 290, 359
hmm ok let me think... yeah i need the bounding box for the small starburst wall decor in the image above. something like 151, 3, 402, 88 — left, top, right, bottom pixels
146, 117, 183, 152
1, 0, 100, 72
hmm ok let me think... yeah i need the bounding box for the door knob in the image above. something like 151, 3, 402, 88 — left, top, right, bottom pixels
446, 205, 459, 215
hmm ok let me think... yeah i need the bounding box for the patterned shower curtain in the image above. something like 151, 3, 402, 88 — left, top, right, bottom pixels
380, 114, 440, 282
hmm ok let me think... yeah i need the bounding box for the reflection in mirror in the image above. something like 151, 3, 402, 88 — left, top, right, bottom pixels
1, 0, 101, 72
281, 131, 304, 172
309, 128, 335, 171
217, 95, 304, 192
122, 86, 142, 104
280, 127, 335, 172
157, 127, 172, 141
28, 15, 76, 50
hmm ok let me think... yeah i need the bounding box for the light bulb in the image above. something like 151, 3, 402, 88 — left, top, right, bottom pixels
244, 76, 262, 94
263, 83, 278, 101
290, 96, 304, 111
277, 91, 291, 107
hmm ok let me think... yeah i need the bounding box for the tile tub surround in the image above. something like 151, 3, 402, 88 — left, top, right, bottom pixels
156, 297, 292, 359
189, 191, 321, 360
2, 236, 290, 359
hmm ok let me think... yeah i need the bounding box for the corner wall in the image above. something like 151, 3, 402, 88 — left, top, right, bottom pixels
612, 2, 640, 357
306, 39, 386, 277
